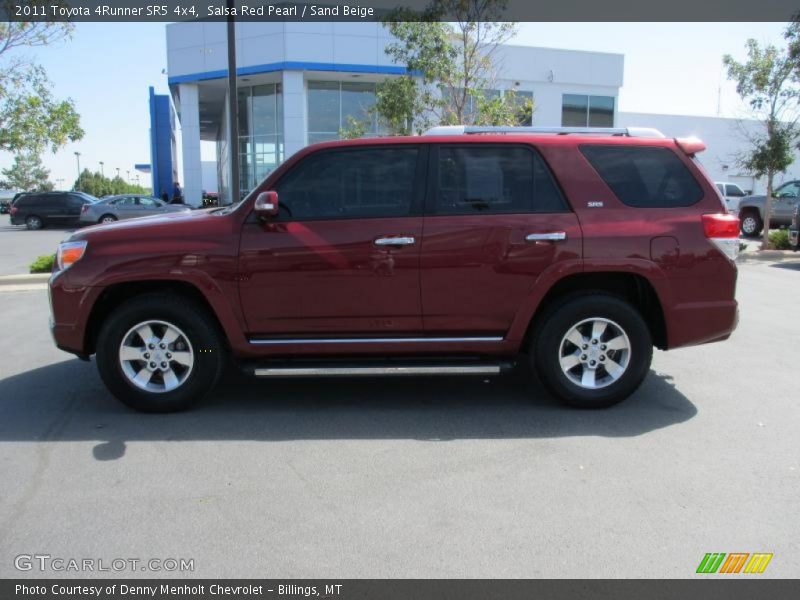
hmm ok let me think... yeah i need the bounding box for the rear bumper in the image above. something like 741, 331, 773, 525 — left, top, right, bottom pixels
667, 300, 739, 349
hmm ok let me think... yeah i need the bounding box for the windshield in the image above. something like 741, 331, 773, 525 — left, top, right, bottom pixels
75, 191, 99, 203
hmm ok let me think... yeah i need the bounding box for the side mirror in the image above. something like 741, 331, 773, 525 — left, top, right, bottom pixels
255, 191, 279, 218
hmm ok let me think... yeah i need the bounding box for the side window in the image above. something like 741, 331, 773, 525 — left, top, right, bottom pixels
432, 145, 567, 215
67, 194, 86, 208
580, 145, 704, 208
275, 147, 419, 220
113, 197, 135, 206
716, 183, 724, 195
139, 197, 160, 207
776, 182, 799, 198
726, 185, 745, 197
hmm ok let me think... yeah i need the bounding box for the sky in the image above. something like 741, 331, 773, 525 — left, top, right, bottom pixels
0, 21, 792, 191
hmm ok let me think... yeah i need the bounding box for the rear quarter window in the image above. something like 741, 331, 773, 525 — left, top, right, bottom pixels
580, 145, 704, 208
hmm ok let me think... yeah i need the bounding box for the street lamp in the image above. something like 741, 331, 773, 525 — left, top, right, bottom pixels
74, 152, 81, 191
116, 167, 120, 178
126, 170, 130, 182
99, 161, 104, 177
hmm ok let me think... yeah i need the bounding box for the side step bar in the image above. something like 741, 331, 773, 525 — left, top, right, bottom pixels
253, 364, 511, 378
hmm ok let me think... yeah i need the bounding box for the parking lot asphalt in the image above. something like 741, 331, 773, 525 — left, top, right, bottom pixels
0, 217, 76, 275
0, 258, 798, 579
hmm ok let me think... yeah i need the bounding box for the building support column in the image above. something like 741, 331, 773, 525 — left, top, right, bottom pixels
179, 83, 203, 207
282, 71, 306, 159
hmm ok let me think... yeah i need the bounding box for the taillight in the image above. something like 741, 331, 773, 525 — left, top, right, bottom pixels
81, 204, 88, 212
702, 213, 739, 261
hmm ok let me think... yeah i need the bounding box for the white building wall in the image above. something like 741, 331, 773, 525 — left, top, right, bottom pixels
618, 112, 800, 195
282, 71, 307, 158
177, 83, 203, 206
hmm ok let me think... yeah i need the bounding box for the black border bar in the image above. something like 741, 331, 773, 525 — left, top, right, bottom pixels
3, 579, 800, 600
1, 0, 799, 22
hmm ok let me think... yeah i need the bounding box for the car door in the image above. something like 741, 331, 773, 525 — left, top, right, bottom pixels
65, 194, 89, 223
773, 182, 800, 224
724, 184, 745, 212
135, 196, 163, 217
420, 144, 582, 335
238, 144, 426, 336
112, 197, 139, 219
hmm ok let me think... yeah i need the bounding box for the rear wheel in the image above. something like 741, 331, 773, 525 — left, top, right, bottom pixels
740, 210, 763, 237
25, 215, 43, 230
99, 214, 117, 224
531, 294, 652, 408
95, 293, 225, 412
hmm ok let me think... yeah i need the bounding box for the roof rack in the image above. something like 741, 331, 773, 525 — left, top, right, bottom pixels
422, 125, 665, 138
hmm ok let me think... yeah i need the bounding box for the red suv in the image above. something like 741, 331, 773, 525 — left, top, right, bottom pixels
48, 126, 739, 412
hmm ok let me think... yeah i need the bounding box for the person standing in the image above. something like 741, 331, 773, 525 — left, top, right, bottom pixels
171, 182, 183, 204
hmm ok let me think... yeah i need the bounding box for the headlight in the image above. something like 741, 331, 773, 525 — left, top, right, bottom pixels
56, 240, 87, 271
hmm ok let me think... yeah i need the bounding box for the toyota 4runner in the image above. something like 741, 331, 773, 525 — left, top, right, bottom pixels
48, 126, 740, 412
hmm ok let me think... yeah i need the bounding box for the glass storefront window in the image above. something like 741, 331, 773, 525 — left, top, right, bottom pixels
561, 94, 615, 127
307, 80, 379, 141
236, 83, 284, 194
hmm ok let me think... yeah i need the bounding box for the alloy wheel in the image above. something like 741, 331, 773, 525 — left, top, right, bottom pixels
118, 320, 195, 393
558, 317, 631, 389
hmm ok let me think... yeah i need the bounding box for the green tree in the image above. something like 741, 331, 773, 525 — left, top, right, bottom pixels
377, 0, 518, 132
0, 14, 84, 153
724, 33, 800, 249
73, 170, 149, 197
339, 115, 371, 139
0, 152, 53, 191
473, 89, 534, 126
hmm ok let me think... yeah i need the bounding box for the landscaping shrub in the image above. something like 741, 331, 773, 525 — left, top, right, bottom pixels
29, 253, 55, 273
768, 229, 791, 250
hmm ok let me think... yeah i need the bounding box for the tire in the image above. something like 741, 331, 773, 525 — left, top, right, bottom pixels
25, 215, 43, 230
531, 294, 653, 409
740, 210, 763, 237
95, 293, 225, 412
99, 214, 117, 224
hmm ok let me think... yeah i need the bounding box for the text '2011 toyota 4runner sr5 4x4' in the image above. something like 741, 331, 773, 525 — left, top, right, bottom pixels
48, 126, 739, 412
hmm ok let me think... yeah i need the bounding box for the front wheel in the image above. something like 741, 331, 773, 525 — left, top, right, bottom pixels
740, 211, 763, 237
95, 293, 225, 412
531, 294, 652, 409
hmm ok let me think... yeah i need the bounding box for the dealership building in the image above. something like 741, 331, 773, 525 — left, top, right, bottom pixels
159, 21, 800, 205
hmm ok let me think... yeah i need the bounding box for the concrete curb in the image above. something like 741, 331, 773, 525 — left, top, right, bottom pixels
0, 273, 50, 286
737, 250, 799, 262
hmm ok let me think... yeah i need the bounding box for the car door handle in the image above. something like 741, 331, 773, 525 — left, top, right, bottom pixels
526, 232, 567, 242
374, 236, 416, 246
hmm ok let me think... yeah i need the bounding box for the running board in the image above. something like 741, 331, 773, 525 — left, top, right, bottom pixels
252, 363, 511, 378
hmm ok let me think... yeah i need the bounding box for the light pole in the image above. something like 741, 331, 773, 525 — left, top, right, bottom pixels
56, 178, 64, 189
116, 167, 120, 179
74, 152, 81, 191
99, 161, 104, 177
126, 170, 130, 182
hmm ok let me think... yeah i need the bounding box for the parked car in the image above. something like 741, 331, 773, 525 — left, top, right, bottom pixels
737, 180, 800, 237
789, 203, 799, 251
48, 126, 740, 413
0, 200, 9, 214
10, 191, 97, 230
714, 181, 747, 214
80, 194, 191, 224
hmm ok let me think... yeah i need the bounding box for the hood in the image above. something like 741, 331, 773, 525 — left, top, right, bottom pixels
67, 207, 223, 242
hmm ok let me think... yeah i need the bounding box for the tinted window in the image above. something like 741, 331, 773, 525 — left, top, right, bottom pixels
580, 145, 704, 208
139, 197, 161, 208
776, 182, 800, 197
67, 194, 88, 207
275, 147, 419, 220
432, 145, 567, 215
726, 184, 745, 197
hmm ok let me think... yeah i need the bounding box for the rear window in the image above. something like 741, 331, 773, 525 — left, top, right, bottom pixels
580, 145, 704, 208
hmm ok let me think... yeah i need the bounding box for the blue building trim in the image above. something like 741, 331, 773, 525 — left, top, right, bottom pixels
168, 61, 407, 84
148, 87, 159, 198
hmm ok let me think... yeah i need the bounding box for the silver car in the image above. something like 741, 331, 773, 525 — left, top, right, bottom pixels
80, 194, 191, 224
